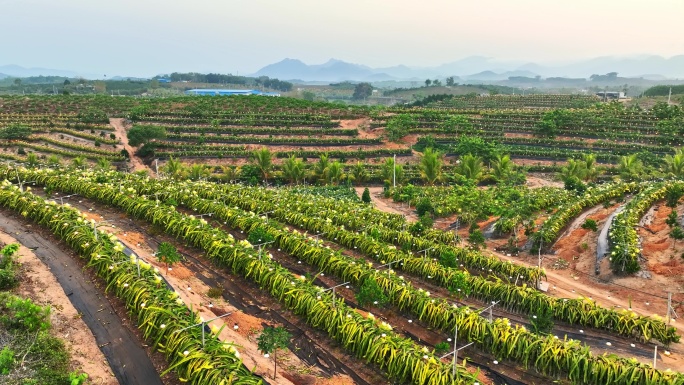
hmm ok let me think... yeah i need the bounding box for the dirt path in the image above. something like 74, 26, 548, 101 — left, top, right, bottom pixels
110, 118, 152, 175
354, 186, 418, 221
0, 211, 165, 385
0, 230, 117, 385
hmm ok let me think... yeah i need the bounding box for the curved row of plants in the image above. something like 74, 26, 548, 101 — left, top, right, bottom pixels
49, 127, 120, 145
532, 182, 642, 249
6, 141, 123, 161
34, 168, 684, 385
0, 182, 263, 385
210, 183, 540, 281
16, 168, 481, 385
145, 124, 359, 137
31, 136, 121, 156
153, 147, 413, 160
608, 181, 684, 274
136, 115, 340, 129
164, 133, 381, 146
117, 176, 682, 346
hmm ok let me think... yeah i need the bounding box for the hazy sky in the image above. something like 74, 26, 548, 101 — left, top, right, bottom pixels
2, 0, 683, 77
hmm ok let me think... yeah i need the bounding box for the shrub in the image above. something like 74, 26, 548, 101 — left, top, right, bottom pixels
361, 188, 371, 204
434, 342, 450, 355
207, 286, 224, 299
0, 346, 14, 375
0, 295, 51, 332
247, 226, 275, 245
467, 230, 486, 249
581, 218, 598, 232
415, 197, 434, 217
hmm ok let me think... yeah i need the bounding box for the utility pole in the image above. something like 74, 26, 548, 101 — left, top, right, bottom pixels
393, 154, 396, 188
668, 87, 672, 105
666, 291, 678, 326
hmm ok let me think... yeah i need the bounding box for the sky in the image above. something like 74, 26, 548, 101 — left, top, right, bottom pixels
1, 0, 683, 77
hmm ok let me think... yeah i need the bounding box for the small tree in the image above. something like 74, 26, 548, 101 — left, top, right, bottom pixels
467, 229, 486, 249
385, 114, 416, 142
666, 210, 679, 229
666, 184, 684, 207
127, 125, 166, 147
361, 188, 371, 204
355, 278, 388, 309
581, 218, 598, 232
670, 226, 684, 249
257, 326, 292, 380
352, 83, 373, 100
156, 242, 182, 269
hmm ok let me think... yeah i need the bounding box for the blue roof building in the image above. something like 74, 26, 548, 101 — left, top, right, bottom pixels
185, 89, 280, 97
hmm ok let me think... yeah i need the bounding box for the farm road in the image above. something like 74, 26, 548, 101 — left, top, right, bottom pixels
0, 211, 163, 385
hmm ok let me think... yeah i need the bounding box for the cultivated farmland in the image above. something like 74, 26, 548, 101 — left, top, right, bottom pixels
1, 94, 684, 385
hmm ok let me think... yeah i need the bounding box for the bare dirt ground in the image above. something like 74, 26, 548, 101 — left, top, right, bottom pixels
526, 174, 563, 189
0, 231, 117, 385
110, 118, 152, 175
355, 186, 418, 222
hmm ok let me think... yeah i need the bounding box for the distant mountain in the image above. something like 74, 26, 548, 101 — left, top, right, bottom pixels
253, 58, 379, 82
464, 70, 538, 81
0, 73, 8, 80
0, 64, 82, 78
253, 55, 684, 82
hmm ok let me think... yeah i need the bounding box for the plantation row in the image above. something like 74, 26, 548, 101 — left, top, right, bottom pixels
143, 124, 359, 137
0, 95, 369, 117
0, 183, 264, 384
608, 180, 684, 274
162, 133, 380, 146
424, 94, 602, 109
153, 147, 412, 161
5, 168, 482, 385
532, 182, 641, 250
13, 167, 684, 385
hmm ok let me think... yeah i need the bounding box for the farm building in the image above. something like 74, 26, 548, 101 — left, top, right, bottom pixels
185, 89, 280, 96
595, 91, 626, 100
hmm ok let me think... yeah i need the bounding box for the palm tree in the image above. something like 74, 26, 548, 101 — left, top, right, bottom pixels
581, 154, 600, 182
664, 149, 684, 178
490, 154, 513, 182
418, 147, 443, 185
326, 161, 344, 185
618, 154, 644, 181
350, 161, 368, 185
558, 158, 586, 183
221, 165, 240, 183
251, 148, 272, 183
72, 156, 87, 170
313, 154, 330, 184
282, 155, 305, 184
381, 157, 404, 186
25, 153, 39, 168
96, 158, 112, 171
163, 156, 184, 180
187, 164, 210, 181
458, 154, 483, 181
46, 155, 61, 168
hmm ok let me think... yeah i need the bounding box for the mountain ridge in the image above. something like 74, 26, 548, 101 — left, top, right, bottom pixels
252, 55, 684, 82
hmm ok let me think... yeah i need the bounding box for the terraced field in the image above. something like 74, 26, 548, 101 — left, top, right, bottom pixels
1, 94, 684, 385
